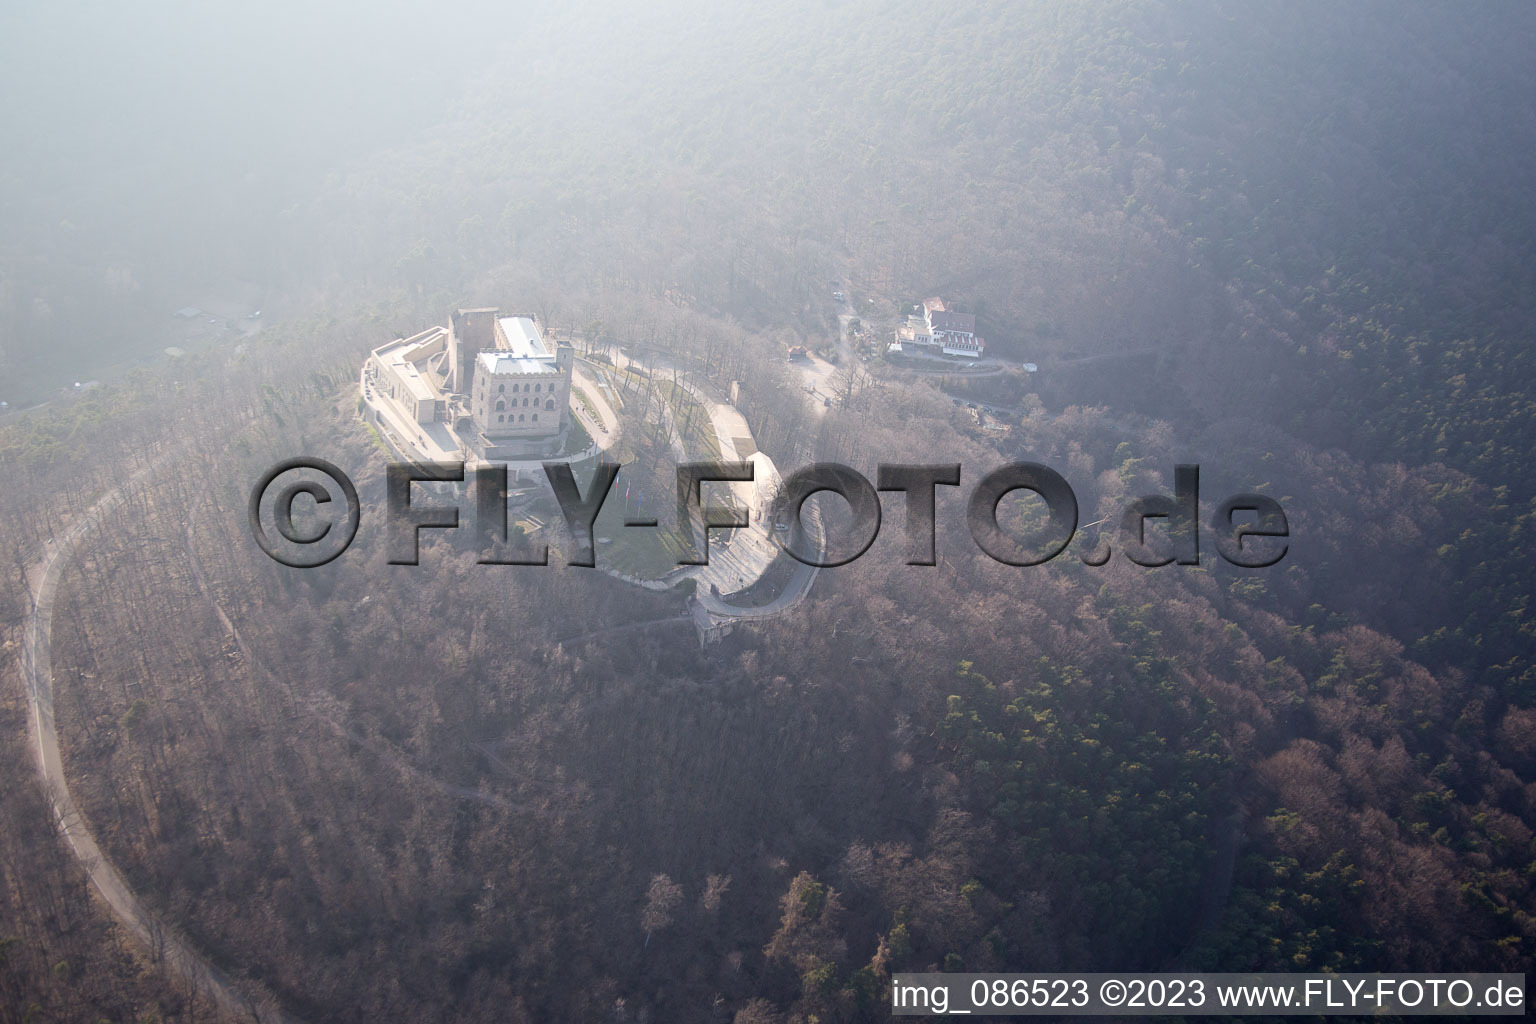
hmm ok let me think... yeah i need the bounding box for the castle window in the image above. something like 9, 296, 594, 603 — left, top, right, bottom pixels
495, 399, 505, 411
498, 384, 505, 393
532, 413, 538, 422
498, 414, 504, 423
523, 397, 529, 406
534, 383, 541, 392
546, 398, 555, 411
518, 414, 525, 422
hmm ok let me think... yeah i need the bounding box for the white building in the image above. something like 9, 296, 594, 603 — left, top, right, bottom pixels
893, 297, 986, 356
463, 313, 574, 456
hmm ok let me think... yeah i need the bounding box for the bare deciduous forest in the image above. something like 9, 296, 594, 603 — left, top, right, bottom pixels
2, 1, 1534, 1021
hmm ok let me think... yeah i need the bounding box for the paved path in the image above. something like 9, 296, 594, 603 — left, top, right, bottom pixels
11, 350, 817, 1024
694, 548, 819, 620
19, 469, 295, 1023
571, 362, 621, 441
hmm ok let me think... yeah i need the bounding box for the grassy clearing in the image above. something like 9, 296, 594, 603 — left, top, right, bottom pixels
660, 381, 722, 461
546, 374, 745, 580
593, 494, 695, 578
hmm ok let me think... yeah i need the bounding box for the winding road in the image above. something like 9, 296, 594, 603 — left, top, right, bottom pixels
12, 349, 820, 1021
19, 469, 295, 1023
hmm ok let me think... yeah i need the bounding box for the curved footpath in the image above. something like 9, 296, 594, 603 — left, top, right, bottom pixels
19, 471, 296, 1024
13, 360, 818, 1021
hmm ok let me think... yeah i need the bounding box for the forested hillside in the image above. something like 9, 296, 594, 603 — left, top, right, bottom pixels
1, 2, 1534, 1021
298, 0, 1536, 458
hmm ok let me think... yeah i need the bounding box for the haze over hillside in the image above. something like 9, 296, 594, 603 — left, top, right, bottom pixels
1, 3, 1534, 1022
8, 2, 1534, 444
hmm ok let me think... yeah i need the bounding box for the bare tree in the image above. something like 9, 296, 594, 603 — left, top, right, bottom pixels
829, 361, 873, 409
701, 873, 731, 914
641, 873, 683, 948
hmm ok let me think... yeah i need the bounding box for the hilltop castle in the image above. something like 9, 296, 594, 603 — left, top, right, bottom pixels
362, 308, 579, 464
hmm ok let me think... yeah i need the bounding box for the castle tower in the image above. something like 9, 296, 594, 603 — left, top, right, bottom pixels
555, 342, 574, 431
449, 308, 498, 393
